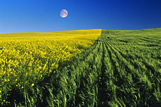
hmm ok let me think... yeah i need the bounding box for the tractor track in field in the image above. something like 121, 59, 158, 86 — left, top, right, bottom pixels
98, 42, 107, 106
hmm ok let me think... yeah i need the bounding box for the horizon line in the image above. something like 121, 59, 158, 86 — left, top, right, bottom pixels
0, 28, 161, 34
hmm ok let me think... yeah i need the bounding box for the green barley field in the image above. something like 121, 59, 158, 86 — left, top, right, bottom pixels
1, 28, 161, 106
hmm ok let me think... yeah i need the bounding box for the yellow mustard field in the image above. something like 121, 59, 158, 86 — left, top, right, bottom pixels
0, 29, 101, 104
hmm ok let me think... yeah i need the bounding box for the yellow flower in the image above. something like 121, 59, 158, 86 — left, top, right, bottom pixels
49, 70, 52, 73
51, 63, 55, 67
4, 79, 7, 82
0, 90, 1, 93
31, 83, 34, 87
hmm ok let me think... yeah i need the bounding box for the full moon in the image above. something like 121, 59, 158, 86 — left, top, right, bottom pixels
60, 9, 68, 18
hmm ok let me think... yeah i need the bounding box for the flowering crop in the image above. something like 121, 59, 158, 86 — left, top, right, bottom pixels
0, 29, 102, 104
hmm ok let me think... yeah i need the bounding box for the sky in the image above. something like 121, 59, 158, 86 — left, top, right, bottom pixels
0, 0, 161, 33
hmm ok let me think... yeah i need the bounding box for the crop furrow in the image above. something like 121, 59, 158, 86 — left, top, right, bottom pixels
101, 34, 154, 106
57, 41, 104, 106
98, 42, 107, 106
104, 42, 128, 84
113, 45, 161, 85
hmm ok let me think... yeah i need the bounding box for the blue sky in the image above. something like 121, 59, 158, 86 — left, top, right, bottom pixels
0, 0, 161, 33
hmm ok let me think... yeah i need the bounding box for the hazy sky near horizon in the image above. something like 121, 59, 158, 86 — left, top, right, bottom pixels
0, 0, 161, 33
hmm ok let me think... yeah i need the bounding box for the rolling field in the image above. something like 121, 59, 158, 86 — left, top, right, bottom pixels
1, 29, 161, 106
0, 30, 102, 106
